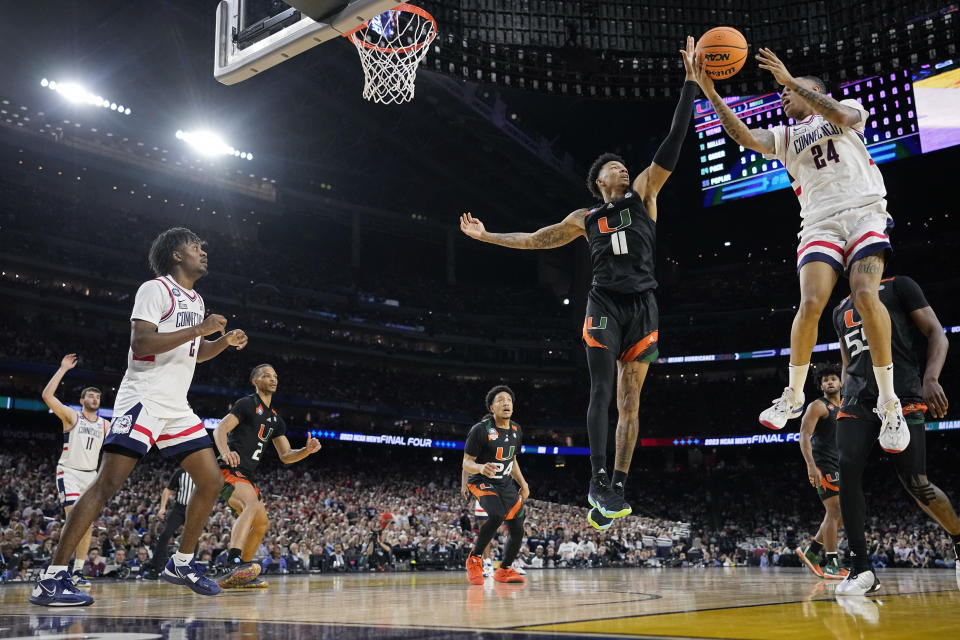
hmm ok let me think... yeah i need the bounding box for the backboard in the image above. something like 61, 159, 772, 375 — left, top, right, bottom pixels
215, 0, 399, 85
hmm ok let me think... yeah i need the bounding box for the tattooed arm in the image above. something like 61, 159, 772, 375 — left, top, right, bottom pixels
755, 48, 861, 129
459, 209, 587, 249
691, 51, 775, 155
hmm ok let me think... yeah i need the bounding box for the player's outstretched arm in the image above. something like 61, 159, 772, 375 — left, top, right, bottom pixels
799, 402, 825, 488
459, 209, 587, 250
691, 52, 775, 155
273, 435, 321, 464
41, 354, 79, 430
755, 48, 861, 129
910, 305, 950, 418
634, 37, 699, 201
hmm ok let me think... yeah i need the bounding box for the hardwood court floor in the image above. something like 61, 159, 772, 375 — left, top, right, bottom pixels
1, 567, 957, 639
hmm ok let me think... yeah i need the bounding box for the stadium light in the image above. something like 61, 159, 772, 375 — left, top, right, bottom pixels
41, 77, 131, 115
175, 129, 254, 160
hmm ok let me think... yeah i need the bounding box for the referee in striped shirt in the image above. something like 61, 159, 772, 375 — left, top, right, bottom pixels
149, 468, 197, 576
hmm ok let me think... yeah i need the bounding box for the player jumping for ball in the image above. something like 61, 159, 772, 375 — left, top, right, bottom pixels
690, 48, 909, 453
461, 38, 698, 529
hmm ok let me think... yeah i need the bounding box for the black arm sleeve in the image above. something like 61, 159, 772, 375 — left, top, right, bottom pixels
652, 81, 699, 172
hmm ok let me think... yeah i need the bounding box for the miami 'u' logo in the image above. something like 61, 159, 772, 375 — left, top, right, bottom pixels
495, 446, 515, 461
586, 316, 608, 330
598, 209, 631, 234
257, 425, 271, 441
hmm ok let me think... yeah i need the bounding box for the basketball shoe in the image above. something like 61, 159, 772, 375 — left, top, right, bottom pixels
465, 555, 484, 585
217, 561, 261, 589
71, 571, 91, 589
874, 398, 910, 453
493, 567, 525, 584
29, 569, 94, 607
161, 558, 221, 596
821, 556, 849, 580
510, 560, 527, 576
796, 545, 824, 578
759, 387, 804, 430
835, 569, 880, 596
588, 473, 631, 519
482, 557, 494, 578
235, 577, 269, 589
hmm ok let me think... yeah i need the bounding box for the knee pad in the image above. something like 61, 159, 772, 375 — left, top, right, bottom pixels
901, 474, 935, 505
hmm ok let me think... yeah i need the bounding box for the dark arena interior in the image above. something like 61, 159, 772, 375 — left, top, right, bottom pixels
1, 1, 959, 638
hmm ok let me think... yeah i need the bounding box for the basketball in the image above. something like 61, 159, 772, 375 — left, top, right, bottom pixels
697, 26, 748, 80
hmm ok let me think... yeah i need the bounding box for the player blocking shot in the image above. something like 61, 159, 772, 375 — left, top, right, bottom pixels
796, 366, 848, 580
460, 38, 699, 530
30, 227, 248, 607
690, 48, 909, 452
40, 354, 110, 589
213, 364, 321, 589
832, 275, 960, 595
462, 386, 530, 584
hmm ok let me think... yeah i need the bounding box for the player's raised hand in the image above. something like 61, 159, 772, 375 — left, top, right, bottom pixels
679, 36, 696, 82
755, 47, 794, 87
807, 464, 823, 489
459, 212, 486, 240
923, 378, 948, 419
691, 48, 715, 94
305, 436, 322, 454
224, 329, 248, 350
223, 450, 241, 468
480, 462, 498, 478
198, 313, 228, 336
60, 353, 79, 370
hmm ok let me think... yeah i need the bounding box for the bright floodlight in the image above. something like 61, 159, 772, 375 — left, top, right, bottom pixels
176, 129, 253, 160
42, 77, 130, 114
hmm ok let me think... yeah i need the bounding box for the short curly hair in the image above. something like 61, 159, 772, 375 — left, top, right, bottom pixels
815, 364, 841, 386
485, 385, 516, 411
586, 152, 626, 200
799, 74, 828, 94
148, 227, 204, 277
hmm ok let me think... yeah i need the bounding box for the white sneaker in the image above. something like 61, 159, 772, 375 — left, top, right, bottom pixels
835, 569, 881, 596
511, 560, 527, 575
759, 387, 804, 430
482, 558, 493, 578
874, 398, 910, 453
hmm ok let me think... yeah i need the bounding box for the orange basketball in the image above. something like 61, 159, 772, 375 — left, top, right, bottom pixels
696, 27, 749, 80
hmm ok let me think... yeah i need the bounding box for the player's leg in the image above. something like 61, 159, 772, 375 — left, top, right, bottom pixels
836, 413, 881, 595
762, 259, 838, 429
62, 502, 94, 588
892, 415, 960, 587
152, 505, 186, 572
492, 484, 525, 583
219, 486, 265, 589
31, 452, 139, 606
819, 495, 847, 579
466, 488, 505, 584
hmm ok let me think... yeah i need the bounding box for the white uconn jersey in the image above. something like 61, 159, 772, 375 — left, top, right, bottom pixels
58, 414, 106, 471
764, 99, 887, 225
113, 275, 205, 417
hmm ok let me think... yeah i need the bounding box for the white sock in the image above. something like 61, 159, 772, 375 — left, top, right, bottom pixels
173, 551, 193, 566
873, 364, 896, 403
788, 363, 809, 399
45, 564, 69, 578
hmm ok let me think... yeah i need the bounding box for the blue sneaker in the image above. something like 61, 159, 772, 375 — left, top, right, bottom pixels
162, 558, 221, 595
72, 571, 91, 589
29, 570, 94, 607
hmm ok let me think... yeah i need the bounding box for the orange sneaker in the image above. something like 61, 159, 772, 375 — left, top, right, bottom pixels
466, 555, 485, 585
493, 567, 525, 584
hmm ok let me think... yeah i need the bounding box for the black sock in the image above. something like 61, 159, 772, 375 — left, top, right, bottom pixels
611, 470, 627, 494
590, 455, 608, 481
501, 518, 525, 567
849, 551, 870, 573
824, 551, 838, 564
227, 548, 242, 564
808, 539, 823, 555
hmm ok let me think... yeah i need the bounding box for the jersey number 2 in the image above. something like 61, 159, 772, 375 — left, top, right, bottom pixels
252, 441, 264, 461
811, 140, 840, 169
188, 337, 200, 358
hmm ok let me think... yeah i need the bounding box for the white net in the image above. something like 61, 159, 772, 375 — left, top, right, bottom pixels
346, 4, 437, 105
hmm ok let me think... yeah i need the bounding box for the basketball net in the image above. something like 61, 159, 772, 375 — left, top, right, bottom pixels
344, 4, 437, 105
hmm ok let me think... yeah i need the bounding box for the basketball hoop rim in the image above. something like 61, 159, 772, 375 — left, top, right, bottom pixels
342, 3, 437, 55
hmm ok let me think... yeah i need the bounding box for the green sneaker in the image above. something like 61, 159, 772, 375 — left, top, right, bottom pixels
821, 556, 849, 580
796, 545, 824, 578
